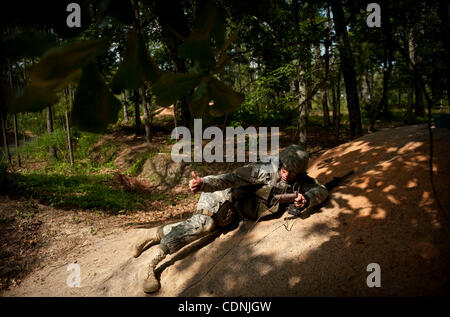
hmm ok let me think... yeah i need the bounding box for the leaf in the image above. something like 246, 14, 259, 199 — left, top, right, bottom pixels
221, 28, 239, 52
215, 54, 232, 73
71, 63, 121, 133
97, 0, 134, 25
1, 30, 57, 62
210, 5, 226, 49
152, 72, 203, 107
207, 77, 244, 117
177, 1, 225, 68
8, 85, 59, 113
30, 38, 110, 89
112, 31, 161, 93
178, 40, 216, 68
189, 78, 210, 118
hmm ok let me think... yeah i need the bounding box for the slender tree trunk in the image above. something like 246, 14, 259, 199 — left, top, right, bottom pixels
65, 87, 74, 167
1, 112, 11, 163
312, 11, 330, 128
414, 3, 425, 118
140, 87, 152, 143
122, 90, 129, 123
314, 45, 331, 127
8, 64, 21, 166
330, 0, 362, 138
405, 29, 415, 124
153, 0, 192, 127
334, 68, 341, 141
237, 62, 242, 92
414, 78, 424, 117
13, 114, 21, 167
323, 6, 332, 127
46, 106, 57, 159
332, 83, 337, 128
361, 74, 369, 105
133, 90, 142, 133
377, 60, 393, 123
293, 0, 308, 148
173, 101, 178, 129
297, 77, 308, 148
377, 0, 394, 120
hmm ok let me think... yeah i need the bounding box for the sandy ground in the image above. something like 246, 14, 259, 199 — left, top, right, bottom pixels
2, 124, 449, 297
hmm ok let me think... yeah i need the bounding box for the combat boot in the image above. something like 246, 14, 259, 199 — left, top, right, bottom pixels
132, 226, 163, 258
142, 245, 168, 293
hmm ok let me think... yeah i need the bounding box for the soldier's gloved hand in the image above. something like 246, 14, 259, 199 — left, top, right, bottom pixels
189, 171, 203, 193
294, 193, 308, 209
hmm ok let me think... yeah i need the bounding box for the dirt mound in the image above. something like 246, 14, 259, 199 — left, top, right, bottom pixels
3, 124, 450, 296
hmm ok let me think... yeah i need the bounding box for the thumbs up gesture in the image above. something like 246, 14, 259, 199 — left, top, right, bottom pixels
189, 171, 203, 193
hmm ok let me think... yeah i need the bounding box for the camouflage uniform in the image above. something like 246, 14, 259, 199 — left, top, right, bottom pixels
159, 144, 329, 254
138, 144, 329, 293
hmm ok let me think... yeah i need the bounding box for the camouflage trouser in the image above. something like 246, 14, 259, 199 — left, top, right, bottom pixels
159, 189, 232, 254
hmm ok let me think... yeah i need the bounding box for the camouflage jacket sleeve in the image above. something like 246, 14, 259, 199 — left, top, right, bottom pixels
302, 174, 329, 208
200, 164, 271, 192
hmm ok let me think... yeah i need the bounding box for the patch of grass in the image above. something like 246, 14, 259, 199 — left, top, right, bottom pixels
5, 172, 148, 213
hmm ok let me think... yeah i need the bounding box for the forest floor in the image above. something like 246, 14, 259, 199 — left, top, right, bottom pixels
1, 116, 449, 296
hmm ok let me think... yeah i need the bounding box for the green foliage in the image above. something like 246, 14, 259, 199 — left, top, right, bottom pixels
230, 63, 296, 126
178, 1, 225, 68
153, 72, 204, 107
112, 31, 161, 93
72, 63, 122, 133
207, 77, 245, 117
8, 38, 110, 115
1, 30, 57, 63
19, 129, 67, 160
3, 0, 245, 133
7, 172, 145, 212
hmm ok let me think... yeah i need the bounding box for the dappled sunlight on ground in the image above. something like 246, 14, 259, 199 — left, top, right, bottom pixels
3, 124, 449, 296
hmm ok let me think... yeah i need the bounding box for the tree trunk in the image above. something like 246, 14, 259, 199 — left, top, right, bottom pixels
297, 78, 308, 148
1, 112, 11, 164
314, 45, 331, 127
65, 87, 74, 167
133, 90, 142, 134
140, 87, 152, 143
293, 0, 308, 148
333, 68, 342, 141
377, 61, 393, 121
323, 6, 332, 127
414, 79, 425, 117
377, 0, 394, 120
311, 9, 330, 128
46, 106, 57, 159
122, 90, 129, 123
330, 0, 362, 138
8, 65, 21, 166
13, 114, 21, 167
414, 3, 425, 118
153, 0, 192, 127
405, 29, 415, 124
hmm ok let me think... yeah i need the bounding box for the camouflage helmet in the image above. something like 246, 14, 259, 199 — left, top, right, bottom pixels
278, 144, 309, 174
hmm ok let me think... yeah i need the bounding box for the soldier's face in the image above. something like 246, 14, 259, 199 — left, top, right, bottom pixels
280, 166, 297, 182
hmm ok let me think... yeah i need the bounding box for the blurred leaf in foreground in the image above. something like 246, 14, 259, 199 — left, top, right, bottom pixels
112, 31, 161, 93
71, 63, 121, 133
